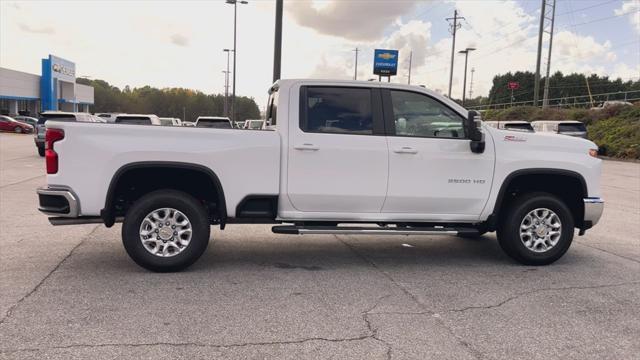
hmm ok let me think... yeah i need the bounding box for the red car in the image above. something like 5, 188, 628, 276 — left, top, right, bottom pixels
0, 115, 34, 134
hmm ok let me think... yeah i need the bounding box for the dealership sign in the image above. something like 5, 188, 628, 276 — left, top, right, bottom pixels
373, 49, 399, 76
49, 55, 76, 82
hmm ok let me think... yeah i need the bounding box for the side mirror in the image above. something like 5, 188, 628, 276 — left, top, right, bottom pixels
465, 110, 485, 153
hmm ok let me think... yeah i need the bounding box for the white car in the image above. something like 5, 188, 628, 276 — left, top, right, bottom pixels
159, 117, 182, 126
531, 120, 587, 139
13, 115, 39, 129
37, 79, 603, 272
195, 116, 233, 129
591, 101, 633, 110
485, 121, 534, 132
243, 119, 264, 130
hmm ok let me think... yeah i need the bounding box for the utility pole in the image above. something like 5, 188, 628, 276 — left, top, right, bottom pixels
533, 0, 546, 107
353, 48, 359, 80
446, 10, 464, 98
273, 0, 283, 83
223, 48, 233, 117
407, 50, 413, 85
469, 67, 475, 99
459, 47, 475, 106
226, 0, 248, 122
542, 0, 556, 108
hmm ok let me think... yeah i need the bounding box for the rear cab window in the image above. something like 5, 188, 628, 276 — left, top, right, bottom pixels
115, 116, 152, 125
558, 123, 586, 133
300, 86, 375, 135
196, 119, 232, 128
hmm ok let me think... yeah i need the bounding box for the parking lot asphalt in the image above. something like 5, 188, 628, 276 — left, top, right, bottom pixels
0, 132, 639, 359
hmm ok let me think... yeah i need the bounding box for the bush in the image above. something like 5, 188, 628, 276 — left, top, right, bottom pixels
589, 116, 640, 159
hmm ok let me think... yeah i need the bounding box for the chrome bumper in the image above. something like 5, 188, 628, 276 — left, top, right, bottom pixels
37, 187, 79, 217
583, 197, 604, 228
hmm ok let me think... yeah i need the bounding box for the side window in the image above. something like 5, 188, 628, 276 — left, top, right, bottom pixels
390, 90, 465, 139
301, 87, 373, 135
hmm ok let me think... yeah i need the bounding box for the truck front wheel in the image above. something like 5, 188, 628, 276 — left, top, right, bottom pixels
496, 192, 574, 265
122, 190, 210, 272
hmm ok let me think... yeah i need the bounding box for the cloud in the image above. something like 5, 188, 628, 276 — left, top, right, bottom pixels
615, 0, 640, 34
553, 31, 611, 59
169, 33, 189, 47
18, 23, 55, 34
286, 0, 419, 41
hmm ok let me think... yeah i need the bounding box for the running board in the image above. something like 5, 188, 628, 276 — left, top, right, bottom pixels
48, 216, 123, 226
272, 225, 478, 236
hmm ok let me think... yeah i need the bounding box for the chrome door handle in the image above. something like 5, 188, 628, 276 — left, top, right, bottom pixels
294, 143, 319, 151
393, 146, 418, 154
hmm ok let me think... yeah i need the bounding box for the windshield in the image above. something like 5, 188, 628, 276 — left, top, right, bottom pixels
504, 123, 534, 132
197, 120, 231, 128
558, 123, 586, 132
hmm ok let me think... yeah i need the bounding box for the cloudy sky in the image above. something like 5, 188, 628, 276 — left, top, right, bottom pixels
1, 0, 638, 108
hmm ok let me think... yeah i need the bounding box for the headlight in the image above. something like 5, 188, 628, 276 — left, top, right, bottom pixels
589, 148, 598, 158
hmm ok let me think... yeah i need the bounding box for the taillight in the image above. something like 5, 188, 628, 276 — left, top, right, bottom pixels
45, 128, 65, 174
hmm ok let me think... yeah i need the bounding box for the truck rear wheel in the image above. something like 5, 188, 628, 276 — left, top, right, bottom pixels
496, 192, 574, 265
122, 190, 210, 272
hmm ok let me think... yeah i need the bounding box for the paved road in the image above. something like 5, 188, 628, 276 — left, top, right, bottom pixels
1, 132, 638, 359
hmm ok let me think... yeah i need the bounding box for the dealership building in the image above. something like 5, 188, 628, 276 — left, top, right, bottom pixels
0, 54, 94, 116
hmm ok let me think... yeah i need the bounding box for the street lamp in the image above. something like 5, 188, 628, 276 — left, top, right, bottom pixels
458, 47, 475, 106
223, 49, 234, 117
226, 0, 248, 122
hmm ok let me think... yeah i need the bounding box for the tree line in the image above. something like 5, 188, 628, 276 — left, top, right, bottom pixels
76, 78, 261, 122
463, 71, 640, 108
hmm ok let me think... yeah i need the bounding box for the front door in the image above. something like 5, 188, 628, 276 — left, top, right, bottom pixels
382, 89, 494, 218
286, 86, 388, 213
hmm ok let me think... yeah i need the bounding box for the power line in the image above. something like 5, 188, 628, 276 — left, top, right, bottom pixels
555, 0, 618, 16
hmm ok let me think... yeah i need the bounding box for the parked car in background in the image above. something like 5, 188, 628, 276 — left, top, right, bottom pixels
0, 115, 34, 134
14, 115, 39, 129
591, 101, 633, 110
96, 113, 118, 122
235, 121, 246, 129
195, 116, 233, 129
114, 114, 161, 125
159, 117, 182, 126
485, 121, 534, 132
243, 119, 264, 130
182, 121, 196, 127
35, 111, 106, 156
531, 120, 587, 139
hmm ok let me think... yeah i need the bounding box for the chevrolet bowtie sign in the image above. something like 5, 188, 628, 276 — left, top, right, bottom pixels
373, 49, 399, 76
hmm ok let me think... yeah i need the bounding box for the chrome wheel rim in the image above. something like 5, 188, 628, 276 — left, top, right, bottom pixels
139, 208, 192, 257
520, 208, 562, 253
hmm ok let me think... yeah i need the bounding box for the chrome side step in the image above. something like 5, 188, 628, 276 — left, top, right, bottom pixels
272, 225, 478, 236
48, 216, 123, 226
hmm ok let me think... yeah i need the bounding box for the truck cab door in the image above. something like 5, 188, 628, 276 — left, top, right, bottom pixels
381, 89, 495, 219
286, 85, 388, 213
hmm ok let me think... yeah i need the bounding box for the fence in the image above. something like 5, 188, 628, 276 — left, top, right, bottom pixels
468, 90, 640, 110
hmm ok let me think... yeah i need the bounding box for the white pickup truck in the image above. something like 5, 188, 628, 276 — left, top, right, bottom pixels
37, 79, 604, 272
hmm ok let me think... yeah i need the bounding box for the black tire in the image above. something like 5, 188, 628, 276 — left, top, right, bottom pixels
122, 190, 210, 272
14, 126, 22, 133
37, 146, 45, 157
497, 192, 574, 265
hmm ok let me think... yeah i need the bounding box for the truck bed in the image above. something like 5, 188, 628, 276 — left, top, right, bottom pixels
46, 122, 281, 217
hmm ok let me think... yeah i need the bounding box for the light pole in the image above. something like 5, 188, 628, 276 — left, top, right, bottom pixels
458, 47, 475, 106
223, 48, 233, 117
226, 0, 248, 122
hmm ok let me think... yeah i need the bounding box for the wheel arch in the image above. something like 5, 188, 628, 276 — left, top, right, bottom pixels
488, 168, 587, 230
100, 161, 227, 228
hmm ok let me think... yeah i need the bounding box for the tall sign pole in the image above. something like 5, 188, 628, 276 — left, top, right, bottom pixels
273, 0, 283, 83
533, 0, 546, 107
407, 50, 413, 85
353, 48, 359, 80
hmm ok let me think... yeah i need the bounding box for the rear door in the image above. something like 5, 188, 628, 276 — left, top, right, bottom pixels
382, 89, 494, 217
286, 85, 388, 213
